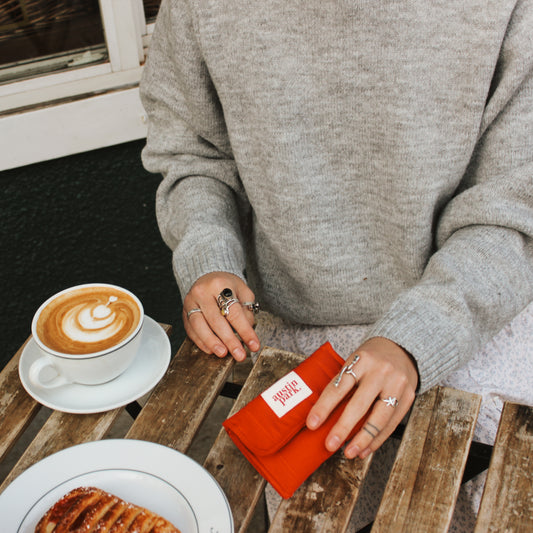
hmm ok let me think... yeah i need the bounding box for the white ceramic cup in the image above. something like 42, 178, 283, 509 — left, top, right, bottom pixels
30, 283, 144, 388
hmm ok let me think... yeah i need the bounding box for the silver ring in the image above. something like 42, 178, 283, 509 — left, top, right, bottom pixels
334, 355, 360, 387
187, 308, 202, 318
217, 289, 240, 317
242, 301, 260, 314
217, 288, 234, 309
218, 287, 233, 300
382, 396, 399, 408
220, 298, 239, 317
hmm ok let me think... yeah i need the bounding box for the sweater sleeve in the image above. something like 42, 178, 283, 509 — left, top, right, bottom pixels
140, 0, 249, 299
368, 1, 533, 392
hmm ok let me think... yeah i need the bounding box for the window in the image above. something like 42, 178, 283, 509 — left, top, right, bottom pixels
0, 0, 106, 83
0, 0, 162, 170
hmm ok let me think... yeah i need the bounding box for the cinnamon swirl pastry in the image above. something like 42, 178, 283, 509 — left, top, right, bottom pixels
35, 486, 181, 533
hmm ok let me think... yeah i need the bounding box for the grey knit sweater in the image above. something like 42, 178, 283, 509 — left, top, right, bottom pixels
141, 0, 533, 392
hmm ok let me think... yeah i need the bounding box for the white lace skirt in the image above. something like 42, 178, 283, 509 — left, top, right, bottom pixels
253, 301, 533, 532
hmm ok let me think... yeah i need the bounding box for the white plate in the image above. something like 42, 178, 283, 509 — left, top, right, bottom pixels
0, 439, 233, 533
18, 316, 171, 413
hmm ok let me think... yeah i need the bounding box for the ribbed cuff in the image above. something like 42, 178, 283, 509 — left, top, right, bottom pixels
366, 297, 466, 393
172, 239, 246, 300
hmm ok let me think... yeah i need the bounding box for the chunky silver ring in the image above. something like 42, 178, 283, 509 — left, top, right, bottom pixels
218, 288, 233, 300
242, 301, 260, 314
217, 288, 234, 308
186, 308, 202, 318
334, 355, 360, 387
217, 289, 240, 317
220, 298, 239, 317
382, 396, 399, 408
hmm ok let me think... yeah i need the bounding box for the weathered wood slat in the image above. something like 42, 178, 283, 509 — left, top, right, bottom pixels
372, 386, 481, 533
0, 324, 173, 495
0, 408, 122, 493
474, 402, 533, 533
126, 337, 235, 452
0, 337, 41, 463
204, 346, 303, 533
269, 452, 373, 533
3, 330, 532, 533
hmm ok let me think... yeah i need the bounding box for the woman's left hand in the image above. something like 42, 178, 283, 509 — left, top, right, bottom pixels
306, 337, 418, 459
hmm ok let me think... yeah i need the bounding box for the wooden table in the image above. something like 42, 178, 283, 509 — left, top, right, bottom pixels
1, 325, 532, 532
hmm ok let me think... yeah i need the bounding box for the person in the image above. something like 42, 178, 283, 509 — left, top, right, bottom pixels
140, 0, 533, 529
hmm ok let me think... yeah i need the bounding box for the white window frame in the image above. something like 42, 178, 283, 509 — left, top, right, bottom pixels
0, 0, 155, 171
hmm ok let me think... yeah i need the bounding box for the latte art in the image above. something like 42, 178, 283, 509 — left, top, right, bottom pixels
63, 299, 125, 343
35, 287, 142, 355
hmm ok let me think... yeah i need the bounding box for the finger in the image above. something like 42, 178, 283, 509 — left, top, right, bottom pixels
211, 286, 259, 359
306, 354, 361, 431
322, 377, 383, 452
202, 304, 249, 361
224, 302, 260, 352
183, 308, 228, 357
358, 388, 415, 456
344, 392, 408, 459
184, 297, 251, 361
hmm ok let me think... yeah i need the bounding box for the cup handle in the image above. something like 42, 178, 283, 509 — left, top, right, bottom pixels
28, 358, 71, 388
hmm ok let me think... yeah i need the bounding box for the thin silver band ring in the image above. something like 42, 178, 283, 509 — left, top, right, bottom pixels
187, 308, 202, 319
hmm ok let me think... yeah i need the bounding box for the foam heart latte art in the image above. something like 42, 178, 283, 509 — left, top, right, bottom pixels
35, 286, 142, 355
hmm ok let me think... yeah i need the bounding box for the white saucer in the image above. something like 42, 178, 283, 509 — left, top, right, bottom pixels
18, 316, 171, 414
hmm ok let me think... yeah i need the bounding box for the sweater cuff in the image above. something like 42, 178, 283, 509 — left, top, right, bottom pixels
172, 242, 246, 300
366, 298, 465, 393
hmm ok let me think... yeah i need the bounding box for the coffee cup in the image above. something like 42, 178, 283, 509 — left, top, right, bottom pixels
30, 283, 144, 388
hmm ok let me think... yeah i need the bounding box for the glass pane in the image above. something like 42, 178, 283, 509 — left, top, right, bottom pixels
0, 0, 106, 80
143, 0, 161, 22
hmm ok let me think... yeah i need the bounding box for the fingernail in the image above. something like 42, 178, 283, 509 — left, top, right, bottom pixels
249, 340, 260, 352
214, 345, 226, 357
234, 348, 246, 360
359, 448, 371, 459
345, 445, 360, 459
327, 435, 341, 451
307, 414, 320, 429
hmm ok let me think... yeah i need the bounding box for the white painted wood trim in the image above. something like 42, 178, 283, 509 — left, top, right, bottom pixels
0, 67, 143, 113
133, 0, 147, 59
0, 1, 156, 169
99, 0, 142, 72
0, 63, 112, 99
0, 87, 147, 171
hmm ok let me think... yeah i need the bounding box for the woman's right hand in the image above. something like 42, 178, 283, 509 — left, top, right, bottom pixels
183, 272, 260, 361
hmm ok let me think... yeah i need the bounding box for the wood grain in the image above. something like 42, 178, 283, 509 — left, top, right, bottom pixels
0, 408, 121, 493
204, 346, 304, 533
126, 336, 235, 452
0, 323, 173, 495
3, 331, 531, 532
372, 386, 481, 533
0, 337, 41, 462
269, 452, 373, 533
474, 402, 533, 532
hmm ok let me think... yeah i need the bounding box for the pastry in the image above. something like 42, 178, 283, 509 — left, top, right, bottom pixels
35, 486, 181, 532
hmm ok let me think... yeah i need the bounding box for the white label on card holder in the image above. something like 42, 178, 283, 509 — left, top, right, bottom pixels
261, 370, 313, 418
